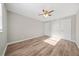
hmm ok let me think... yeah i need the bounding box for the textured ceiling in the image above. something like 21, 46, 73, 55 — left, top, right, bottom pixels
6, 3, 79, 21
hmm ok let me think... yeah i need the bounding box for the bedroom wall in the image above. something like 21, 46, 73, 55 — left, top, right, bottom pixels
71, 15, 76, 42
0, 4, 7, 55
76, 10, 79, 47
44, 15, 76, 41
7, 11, 44, 44
43, 22, 51, 36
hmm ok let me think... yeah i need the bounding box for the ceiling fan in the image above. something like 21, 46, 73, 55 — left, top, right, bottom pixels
39, 9, 54, 17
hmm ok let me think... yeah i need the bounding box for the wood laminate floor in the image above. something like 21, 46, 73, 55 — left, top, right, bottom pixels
5, 35, 79, 56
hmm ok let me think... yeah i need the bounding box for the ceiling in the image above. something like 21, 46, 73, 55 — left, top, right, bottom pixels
5, 3, 79, 21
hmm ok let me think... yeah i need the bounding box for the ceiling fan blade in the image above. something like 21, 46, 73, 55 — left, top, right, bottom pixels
49, 10, 54, 13
48, 14, 52, 16
43, 9, 45, 12
43, 9, 48, 13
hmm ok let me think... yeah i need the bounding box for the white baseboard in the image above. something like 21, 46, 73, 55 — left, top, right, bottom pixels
2, 44, 8, 56
75, 41, 79, 48
70, 40, 79, 48
7, 35, 77, 46
68, 39, 79, 48
7, 35, 44, 45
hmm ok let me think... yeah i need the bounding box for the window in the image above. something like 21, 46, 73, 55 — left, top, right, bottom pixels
0, 3, 2, 32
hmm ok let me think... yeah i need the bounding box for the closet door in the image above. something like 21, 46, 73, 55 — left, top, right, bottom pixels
59, 18, 71, 40
51, 18, 71, 40
44, 22, 51, 36
51, 20, 60, 38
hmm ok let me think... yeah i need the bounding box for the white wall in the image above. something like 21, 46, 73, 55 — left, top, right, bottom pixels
71, 15, 76, 42
0, 4, 2, 31
7, 11, 44, 43
0, 4, 7, 55
44, 16, 76, 41
76, 10, 79, 47
44, 22, 51, 36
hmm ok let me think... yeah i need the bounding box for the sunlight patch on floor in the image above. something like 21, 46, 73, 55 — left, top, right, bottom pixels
44, 35, 62, 46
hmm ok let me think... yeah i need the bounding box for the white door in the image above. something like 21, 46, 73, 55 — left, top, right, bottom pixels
44, 22, 51, 36
51, 18, 71, 40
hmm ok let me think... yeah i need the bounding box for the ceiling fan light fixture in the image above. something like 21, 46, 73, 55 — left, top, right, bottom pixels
39, 9, 54, 17
43, 14, 48, 17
